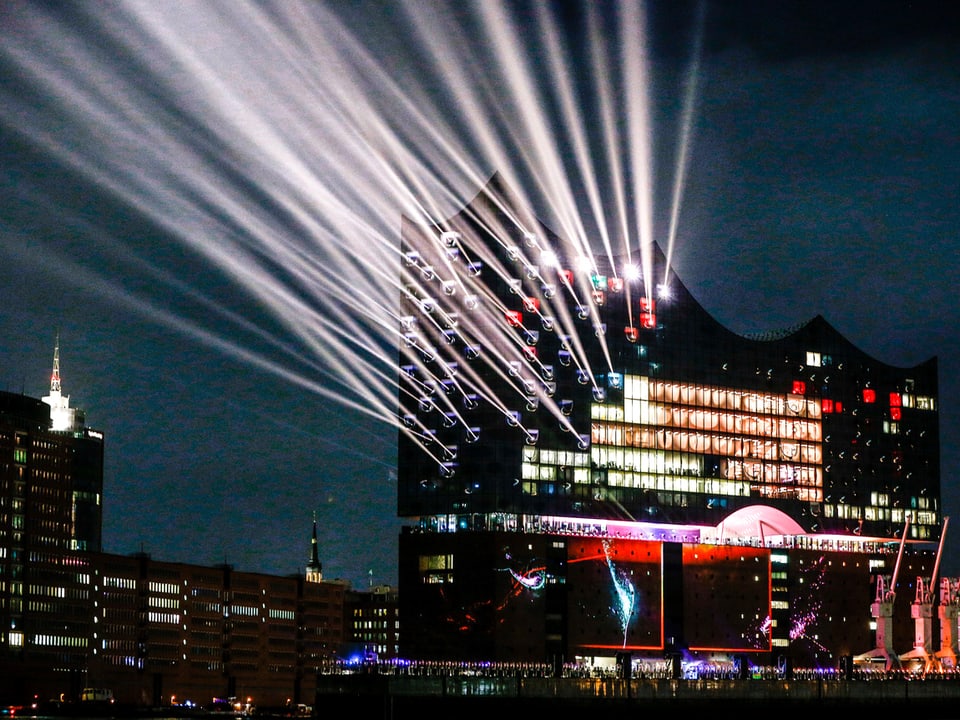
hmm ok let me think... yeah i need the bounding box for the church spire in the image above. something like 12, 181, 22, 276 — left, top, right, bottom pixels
305, 512, 323, 583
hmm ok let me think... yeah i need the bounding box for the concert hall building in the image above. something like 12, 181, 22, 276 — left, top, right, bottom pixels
395, 174, 944, 670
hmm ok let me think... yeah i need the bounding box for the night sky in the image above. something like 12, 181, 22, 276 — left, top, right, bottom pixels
1, 0, 959, 588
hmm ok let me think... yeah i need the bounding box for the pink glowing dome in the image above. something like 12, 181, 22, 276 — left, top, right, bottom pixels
714, 505, 806, 542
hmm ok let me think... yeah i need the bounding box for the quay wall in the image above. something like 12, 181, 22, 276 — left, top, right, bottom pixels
315, 674, 960, 712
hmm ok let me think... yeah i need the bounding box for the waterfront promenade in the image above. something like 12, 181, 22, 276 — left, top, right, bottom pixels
315, 662, 960, 715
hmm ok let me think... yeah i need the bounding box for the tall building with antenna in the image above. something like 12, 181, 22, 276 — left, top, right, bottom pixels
0, 338, 104, 696
395, 174, 942, 669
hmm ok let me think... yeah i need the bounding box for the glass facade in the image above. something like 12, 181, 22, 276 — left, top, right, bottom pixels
397, 174, 940, 547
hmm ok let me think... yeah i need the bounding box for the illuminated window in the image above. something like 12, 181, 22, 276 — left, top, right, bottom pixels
607, 277, 624, 292
890, 407, 902, 421
523, 297, 539, 312
640, 313, 656, 329
624, 327, 638, 343
505, 311, 522, 327
806, 351, 821, 366
640, 297, 655, 313
590, 274, 606, 290
821, 399, 834, 414
559, 269, 573, 285
862, 389, 876, 403
792, 380, 806, 395
889, 392, 901, 407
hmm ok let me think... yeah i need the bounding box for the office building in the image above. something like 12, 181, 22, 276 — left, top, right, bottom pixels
0, 345, 347, 707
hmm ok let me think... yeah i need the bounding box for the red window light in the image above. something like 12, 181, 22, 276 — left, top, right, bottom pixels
862, 388, 876, 403
523, 297, 539, 312
889, 392, 902, 407
821, 399, 834, 414
835, 401, 843, 413
505, 310, 523, 327
607, 277, 624, 292
524, 346, 537, 360
592, 290, 605, 306
640, 313, 656, 329
624, 327, 639, 343
792, 380, 806, 395
559, 269, 574, 285
891, 407, 902, 421
639, 297, 655, 313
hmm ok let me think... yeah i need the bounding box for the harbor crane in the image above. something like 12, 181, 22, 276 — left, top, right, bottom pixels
935, 574, 960, 670
899, 516, 948, 672
855, 516, 910, 670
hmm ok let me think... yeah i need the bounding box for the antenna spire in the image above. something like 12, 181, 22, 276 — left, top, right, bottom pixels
42, 330, 77, 431
50, 330, 61, 394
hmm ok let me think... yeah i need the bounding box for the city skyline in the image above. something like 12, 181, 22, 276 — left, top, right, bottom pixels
1, 0, 959, 588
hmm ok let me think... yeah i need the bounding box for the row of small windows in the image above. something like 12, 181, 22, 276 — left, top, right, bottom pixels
30, 634, 88, 647
231, 605, 259, 617
148, 612, 180, 624
353, 608, 396, 618
104, 577, 136, 589
148, 596, 180, 609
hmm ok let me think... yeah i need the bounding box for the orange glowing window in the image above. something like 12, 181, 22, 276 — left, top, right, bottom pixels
891, 407, 902, 421
523, 297, 539, 312
863, 389, 876, 403
822, 399, 834, 413
640, 313, 656, 329
889, 392, 902, 407
505, 310, 523, 327
792, 380, 806, 395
